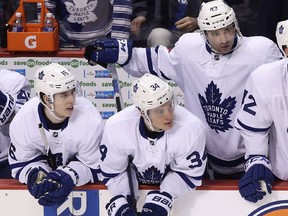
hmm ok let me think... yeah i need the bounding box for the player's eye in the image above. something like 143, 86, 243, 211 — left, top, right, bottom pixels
150, 101, 175, 117
60, 89, 75, 98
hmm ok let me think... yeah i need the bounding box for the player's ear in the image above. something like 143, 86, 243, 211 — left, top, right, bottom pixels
43, 95, 53, 108
137, 107, 145, 116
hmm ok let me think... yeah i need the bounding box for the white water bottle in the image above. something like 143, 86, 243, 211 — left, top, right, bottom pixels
12, 12, 24, 32
43, 13, 54, 32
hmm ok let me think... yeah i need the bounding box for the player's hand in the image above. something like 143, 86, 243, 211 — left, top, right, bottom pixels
141, 190, 172, 216
38, 169, 77, 206
238, 156, 274, 203
131, 16, 146, 36
84, 44, 107, 68
84, 39, 133, 66
0, 90, 16, 126
175, 16, 198, 33
106, 195, 137, 216
27, 167, 58, 199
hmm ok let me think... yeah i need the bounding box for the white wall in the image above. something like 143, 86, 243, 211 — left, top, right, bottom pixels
1, 184, 288, 215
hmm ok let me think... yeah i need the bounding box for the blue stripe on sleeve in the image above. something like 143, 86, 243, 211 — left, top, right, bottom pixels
101, 171, 120, 184
160, 71, 171, 80
175, 171, 200, 189
236, 119, 270, 132
146, 48, 158, 76
147, 46, 171, 80
12, 154, 48, 180
15, 168, 23, 180
10, 154, 48, 170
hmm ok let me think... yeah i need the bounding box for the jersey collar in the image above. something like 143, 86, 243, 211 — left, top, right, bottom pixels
139, 116, 164, 140
38, 103, 69, 131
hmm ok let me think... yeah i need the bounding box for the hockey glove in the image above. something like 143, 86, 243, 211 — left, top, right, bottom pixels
84, 39, 133, 66
106, 195, 137, 216
27, 167, 58, 199
141, 191, 172, 216
238, 156, 274, 203
0, 90, 16, 126
38, 168, 77, 206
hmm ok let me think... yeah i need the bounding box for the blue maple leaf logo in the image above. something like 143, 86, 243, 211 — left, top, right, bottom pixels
38, 71, 45, 80
133, 83, 138, 93
137, 166, 163, 184
279, 25, 284, 34
198, 81, 236, 133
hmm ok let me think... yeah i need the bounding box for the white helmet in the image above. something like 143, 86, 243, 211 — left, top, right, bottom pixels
34, 63, 76, 105
132, 73, 173, 131
132, 73, 173, 112
276, 20, 288, 58
197, 0, 239, 31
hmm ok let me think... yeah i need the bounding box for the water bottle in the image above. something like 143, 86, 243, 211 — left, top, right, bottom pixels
43, 13, 54, 32
12, 12, 24, 32
37, 3, 42, 22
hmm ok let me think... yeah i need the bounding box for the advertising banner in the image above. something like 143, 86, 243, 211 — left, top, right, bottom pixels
0, 57, 184, 120
0, 186, 288, 215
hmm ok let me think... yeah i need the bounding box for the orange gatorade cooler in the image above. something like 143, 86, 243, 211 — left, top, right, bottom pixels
7, 0, 59, 52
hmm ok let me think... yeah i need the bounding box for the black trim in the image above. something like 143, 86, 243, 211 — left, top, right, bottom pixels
207, 154, 245, 167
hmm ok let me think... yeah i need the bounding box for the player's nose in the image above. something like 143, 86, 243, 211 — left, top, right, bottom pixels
219, 32, 229, 44
67, 93, 76, 104
163, 109, 174, 121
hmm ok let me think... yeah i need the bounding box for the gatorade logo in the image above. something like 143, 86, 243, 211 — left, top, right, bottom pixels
249, 200, 288, 216
24, 35, 37, 49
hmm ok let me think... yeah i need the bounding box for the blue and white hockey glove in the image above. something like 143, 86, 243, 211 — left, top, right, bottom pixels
141, 191, 172, 216
106, 195, 137, 216
27, 167, 58, 199
0, 90, 16, 126
238, 156, 274, 203
38, 168, 78, 206
84, 39, 133, 66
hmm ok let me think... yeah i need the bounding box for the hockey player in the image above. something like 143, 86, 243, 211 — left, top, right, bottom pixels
8, 63, 104, 206
101, 73, 206, 216
84, 0, 282, 179
0, 69, 30, 178
235, 19, 288, 203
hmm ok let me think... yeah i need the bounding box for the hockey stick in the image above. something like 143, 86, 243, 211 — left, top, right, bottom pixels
31, 123, 51, 183
107, 64, 138, 213
39, 123, 50, 155
127, 155, 138, 215
39, 123, 57, 170
86, 43, 124, 112
87, 46, 138, 212
107, 63, 124, 112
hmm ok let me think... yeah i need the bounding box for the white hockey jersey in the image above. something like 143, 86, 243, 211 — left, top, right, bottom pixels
8, 96, 104, 186
235, 59, 288, 180
124, 32, 282, 174
0, 69, 30, 162
100, 105, 206, 199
